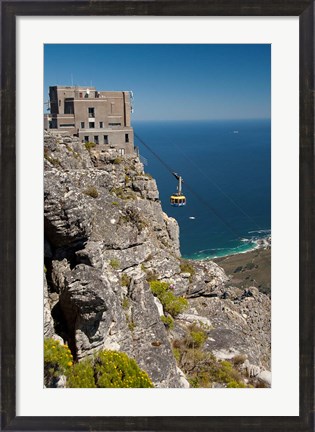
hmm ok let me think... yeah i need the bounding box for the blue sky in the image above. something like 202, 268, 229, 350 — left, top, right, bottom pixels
44, 44, 271, 121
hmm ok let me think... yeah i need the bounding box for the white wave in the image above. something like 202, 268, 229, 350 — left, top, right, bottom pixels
248, 229, 271, 234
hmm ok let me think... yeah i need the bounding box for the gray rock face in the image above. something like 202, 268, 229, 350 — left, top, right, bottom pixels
44, 132, 271, 387
44, 274, 55, 338
257, 370, 272, 387
44, 133, 184, 386
186, 286, 271, 369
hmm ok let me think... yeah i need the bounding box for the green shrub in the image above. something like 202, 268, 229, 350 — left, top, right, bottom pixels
84, 141, 96, 151
113, 157, 122, 164
185, 324, 207, 348
227, 380, 246, 388
111, 187, 136, 201
94, 351, 153, 388
180, 260, 196, 279
44, 152, 60, 166
161, 315, 174, 329
65, 350, 154, 388
144, 269, 157, 282
172, 347, 181, 363
149, 280, 188, 317
84, 186, 99, 198
67, 359, 96, 388
232, 354, 247, 366
150, 280, 169, 297
109, 259, 120, 269
121, 273, 131, 287
127, 318, 136, 331
180, 260, 195, 273
122, 297, 129, 309
172, 334, 248, 388
44, 338, 73, 387
112, 201, 119, 205
119, 208, 148, 232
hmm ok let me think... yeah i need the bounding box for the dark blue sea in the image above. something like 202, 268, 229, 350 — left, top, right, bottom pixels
133, 119, 271, 260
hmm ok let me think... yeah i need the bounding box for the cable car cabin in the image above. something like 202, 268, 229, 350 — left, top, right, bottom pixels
170, 195, 186, 207
170, 172, 186, 206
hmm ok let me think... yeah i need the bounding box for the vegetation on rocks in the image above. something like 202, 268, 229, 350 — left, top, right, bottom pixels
113, 157, 122, 165
44, 339, 153, 388
44, 148, 61, 167
44, 338, 73, 387
172, 331, 248, 388
118, 207, 148, 232
180, 259, 196, 282
111, 186, 136, 200
84, 141, 96, 151
149, 280, 188, 317
93, 350, 153, 388
160, 315, 174, 329
84, 186, 99, 198
121, 273, 131, 287
109, 259, 120, 269
184, 323, 208, 348
67, 359, 96, 388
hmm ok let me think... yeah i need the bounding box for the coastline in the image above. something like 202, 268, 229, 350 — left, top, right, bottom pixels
184, 236, 271, 296
186, 235, 271, 261
212, 243, 271, 296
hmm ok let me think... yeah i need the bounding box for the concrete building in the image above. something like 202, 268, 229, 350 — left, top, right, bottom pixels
46, 85, 135, 155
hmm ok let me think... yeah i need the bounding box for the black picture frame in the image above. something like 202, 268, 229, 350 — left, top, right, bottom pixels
1, 1, 314, 431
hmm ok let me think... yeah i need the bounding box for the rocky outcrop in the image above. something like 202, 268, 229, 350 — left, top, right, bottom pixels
187, 286, 271, 370
44, 132, 271, 388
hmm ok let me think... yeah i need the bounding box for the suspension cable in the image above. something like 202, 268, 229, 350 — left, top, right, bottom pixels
134, 132, 243, 239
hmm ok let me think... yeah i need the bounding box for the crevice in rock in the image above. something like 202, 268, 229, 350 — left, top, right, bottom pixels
51, 302, 77, 359
52, 301, 78, 360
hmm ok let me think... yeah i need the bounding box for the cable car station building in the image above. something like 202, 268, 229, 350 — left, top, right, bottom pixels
46, 85, 135, 155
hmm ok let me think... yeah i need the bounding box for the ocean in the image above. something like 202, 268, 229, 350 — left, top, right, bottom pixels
133, 119, 271, 260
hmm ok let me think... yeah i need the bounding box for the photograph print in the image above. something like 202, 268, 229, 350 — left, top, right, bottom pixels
43, 44, 271, 389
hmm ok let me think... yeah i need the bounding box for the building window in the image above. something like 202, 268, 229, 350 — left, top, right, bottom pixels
111, 102, 114, 113
85, 93, 89, 98
94, 136, 99, 144
125, 134, 129, 143
64, 98, 74, 114
109, 122, 121, 126
81, 122, 85, 128
84, 136, 89, 142
89, 122, 95, 129
118, 148, 125, 156
104, 135, 109, 144
99, 122, 104, 128
60, 123, 75, 127
79, 92, 83, 98
59, 100, 61, 106
88, 107, 95, 118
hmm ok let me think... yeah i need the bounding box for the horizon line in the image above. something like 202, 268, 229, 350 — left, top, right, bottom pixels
132, 118, 271, 122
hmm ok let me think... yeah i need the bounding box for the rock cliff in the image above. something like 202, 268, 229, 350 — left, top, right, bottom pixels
44, 132, 271, 388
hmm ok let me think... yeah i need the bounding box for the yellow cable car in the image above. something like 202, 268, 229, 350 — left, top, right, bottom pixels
170, 172, 186, 207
